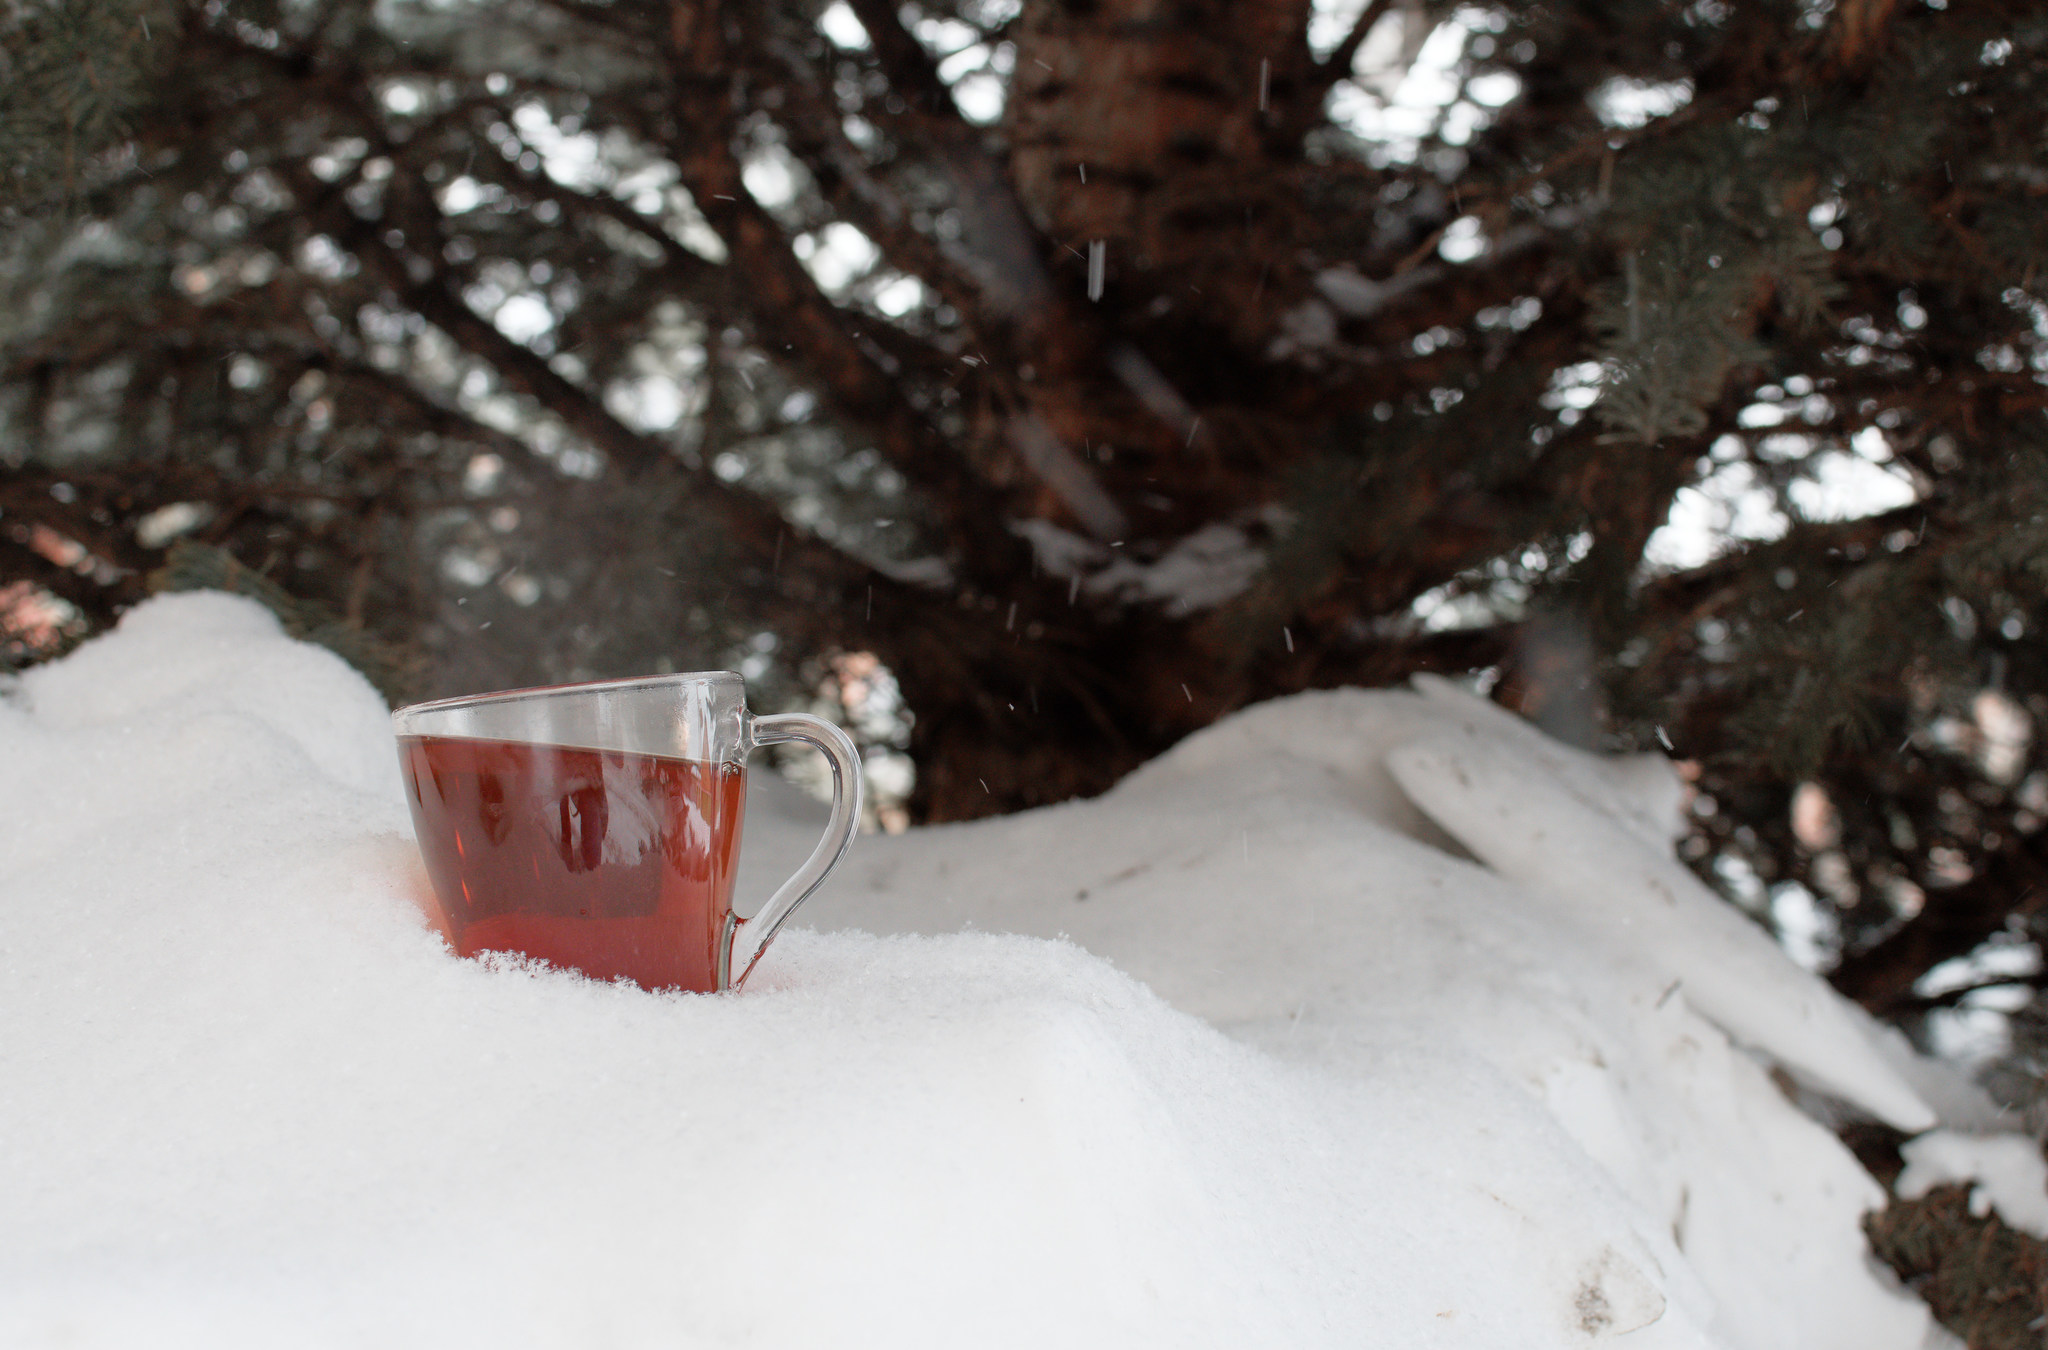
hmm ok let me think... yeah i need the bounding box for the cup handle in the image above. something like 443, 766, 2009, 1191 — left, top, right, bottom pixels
721, 712, 865, 991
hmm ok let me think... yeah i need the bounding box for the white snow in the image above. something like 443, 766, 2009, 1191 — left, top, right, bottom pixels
1011, 517, 1270, 617
1898, 1130, 2048, 1239
0, 592, 2001, 1349
1084, 522, 1267, 616
1380, 713, 1937, 1133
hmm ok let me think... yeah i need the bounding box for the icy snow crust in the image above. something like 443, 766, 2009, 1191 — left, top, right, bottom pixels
0, 593, 1949, 1348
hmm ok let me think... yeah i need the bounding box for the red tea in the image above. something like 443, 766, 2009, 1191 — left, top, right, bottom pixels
398, 735, 747, 992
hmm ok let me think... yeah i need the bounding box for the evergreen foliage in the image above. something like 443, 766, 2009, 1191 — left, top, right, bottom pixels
1865, 1183, 2048, 1350
149, 536, 416, 697
0, 0, 174, 214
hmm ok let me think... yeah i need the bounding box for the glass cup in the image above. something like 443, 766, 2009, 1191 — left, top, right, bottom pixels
391, 672, 861, 993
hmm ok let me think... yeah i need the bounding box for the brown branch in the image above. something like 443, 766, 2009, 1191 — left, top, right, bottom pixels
320, 199, 1042, 708
1891, 973, 2046, 1017
840, 0, 967, 126
1320, 0, 1396, 93
655, 4, 1037, 579
765, 43, 989, 338
342, 214, 789, 537
191, 53, 1027, 644
1274, 0, 1394, 148
254, 96, 917, 605
1831, 837, 2048, 1015
459, 135, 721, 294
757, 4, 1178, 546
265, 155, 798, 568
301, 179, 980, 670
837, 0, 1058, 324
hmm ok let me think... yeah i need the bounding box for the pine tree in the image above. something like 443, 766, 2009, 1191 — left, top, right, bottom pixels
4, 0, 2048, 1130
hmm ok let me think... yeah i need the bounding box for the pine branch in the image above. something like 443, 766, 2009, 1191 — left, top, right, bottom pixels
1275, 0, 1395, 147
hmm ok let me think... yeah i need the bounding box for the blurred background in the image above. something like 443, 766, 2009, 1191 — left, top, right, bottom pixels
3, 0, 2047, 1147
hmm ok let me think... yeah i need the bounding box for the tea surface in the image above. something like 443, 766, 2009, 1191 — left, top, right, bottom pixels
399, 735, 746, 991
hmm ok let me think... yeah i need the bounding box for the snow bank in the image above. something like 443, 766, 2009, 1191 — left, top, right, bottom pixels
1383, 724, 1936, 1131
789, 686, 1945, 1350
0, 593, 1971, 1349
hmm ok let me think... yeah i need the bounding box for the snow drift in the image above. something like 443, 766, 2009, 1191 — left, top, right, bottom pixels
0, 592, 1993, 1348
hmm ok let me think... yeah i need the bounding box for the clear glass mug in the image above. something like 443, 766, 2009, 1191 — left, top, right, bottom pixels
391, 672, 862, 993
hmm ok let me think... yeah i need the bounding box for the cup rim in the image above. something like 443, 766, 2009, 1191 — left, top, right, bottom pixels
390, 670, 743, 723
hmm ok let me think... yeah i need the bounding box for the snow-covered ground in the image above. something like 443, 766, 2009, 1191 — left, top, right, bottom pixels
1, 593, 2037, 1348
